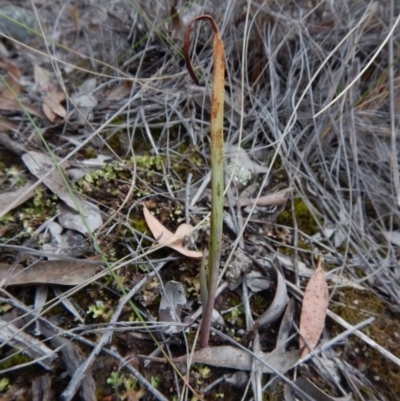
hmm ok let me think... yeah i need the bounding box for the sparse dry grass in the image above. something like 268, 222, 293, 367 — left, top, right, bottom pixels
1, 0, 400, 400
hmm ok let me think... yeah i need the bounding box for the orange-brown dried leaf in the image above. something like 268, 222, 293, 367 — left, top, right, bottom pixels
143, 204, 202, 259
0, 95, 44, 118
299, 258, 329, 357
0, 60, 21, 99
43, 91, 66, 122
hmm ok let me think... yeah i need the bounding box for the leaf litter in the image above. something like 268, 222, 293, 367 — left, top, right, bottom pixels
0, 1, 399, 400
143, 204, 202, 259
299, 258, 329, 357
0, 260, 100, 286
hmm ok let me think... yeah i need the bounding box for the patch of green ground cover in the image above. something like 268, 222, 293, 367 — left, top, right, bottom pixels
0, 348, 32, 371
263, 382, 285, 401
330, 288, 400, 399
0, 187, 58, 238
277, 198, 320, 236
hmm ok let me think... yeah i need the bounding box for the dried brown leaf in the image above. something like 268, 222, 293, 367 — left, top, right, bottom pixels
225, 187, 293, 207
0, 260, 101, 286
0, 60, 21, 99
0, 95, 44, 118
299, 258, 329, 357
22, 151, 87, 214
34, 65, 52, 92
42, 91, 66, 122
143, 204, 202, 259
106, 81, 133, 101
0, 117, 18, 131
171, 345, 299, 373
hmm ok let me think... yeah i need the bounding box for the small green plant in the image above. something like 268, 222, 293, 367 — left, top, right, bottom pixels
107, 373, 144, 400
197, 365, 211, 379
107, 372, 124, 389
0, 378, 9, 392
87, 301, 113, 320
150, 375, 160, 388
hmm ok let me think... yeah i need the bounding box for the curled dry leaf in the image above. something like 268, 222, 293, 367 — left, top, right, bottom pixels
253, 260, 289, 329
42, 91, 66, 122
299, 258, 329, 357
143, 204, 202, 259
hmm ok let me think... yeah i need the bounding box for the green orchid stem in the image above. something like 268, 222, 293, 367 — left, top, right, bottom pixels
184, 15, 225, 348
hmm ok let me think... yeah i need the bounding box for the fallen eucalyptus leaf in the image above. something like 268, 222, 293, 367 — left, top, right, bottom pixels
42, 91, 66, 122
173, 345, 299, 373
22, 151, 87, 213
0, 260, 101, 286
106, 81, 133, 101
143, 204, 202, 259
299, 258, 329, 357
0, 59, 21, 99
58, 201, 103, 235
0, 95, 44, 118
34, 65, 52, 92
